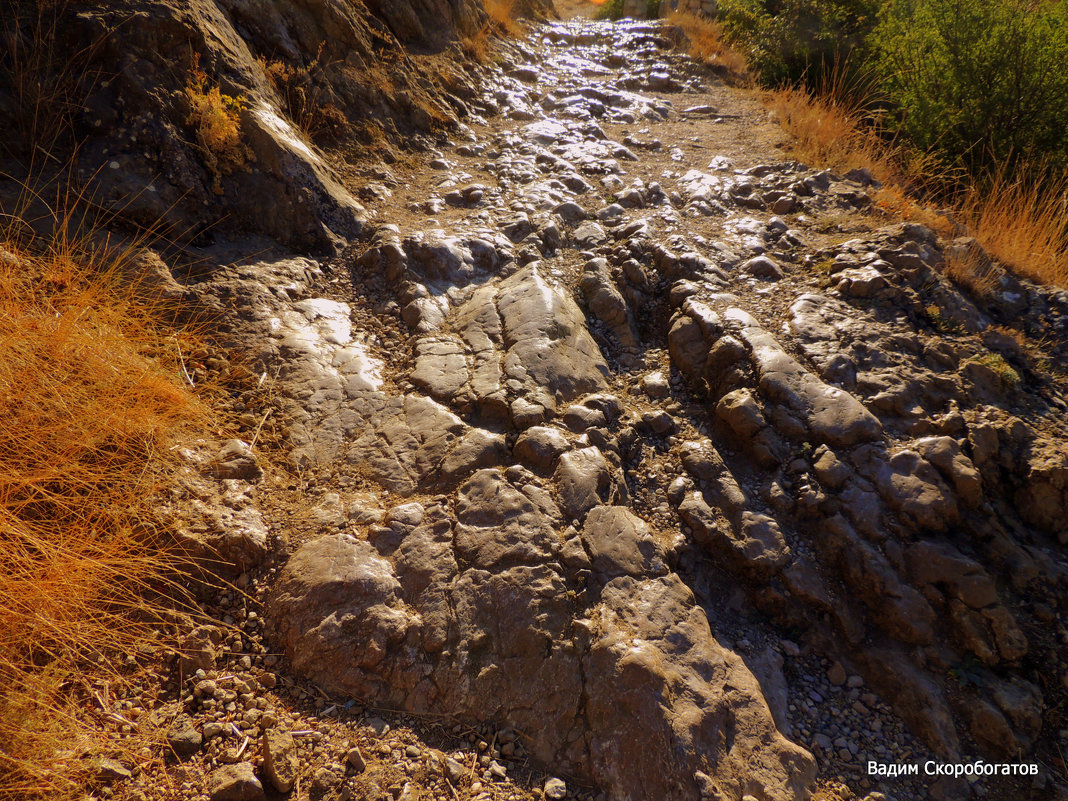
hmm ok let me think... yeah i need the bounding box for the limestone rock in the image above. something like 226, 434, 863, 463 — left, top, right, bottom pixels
262, 729, 298, 793
584, 575, 816, 801
454, 469, 561, 568
514, 426, 571, 472
738, 321, 883, 447
1015, 441, 1068, 539
208, 763, 264, 801
555, 447, 625, 521
580, 505, 667, 580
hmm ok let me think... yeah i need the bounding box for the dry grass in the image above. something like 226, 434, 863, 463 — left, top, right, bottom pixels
667, 11, 748, 80
185, 59, 253, 194
460, 26, 494, 63
260, 48, 347, 142
460, 0, 526, 63
767, 79, 1068, 289
957, 168, 1068, 286
485, 0, 527, 37
0, 1, 102, 164
767, 82, 904, 186
0, 216, 211, 799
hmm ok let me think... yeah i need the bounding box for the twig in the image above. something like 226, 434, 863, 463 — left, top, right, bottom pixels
235, 736, 250, 759
249, 409, 271, 450
174, 335, 196, 388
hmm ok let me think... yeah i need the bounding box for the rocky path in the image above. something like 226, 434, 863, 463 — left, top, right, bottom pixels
122, 15, 1068, 801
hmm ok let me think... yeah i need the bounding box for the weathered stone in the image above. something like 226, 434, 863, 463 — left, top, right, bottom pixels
555, 447, 624, 521
668, 314, 709, 379
716, 388, 767, 438
812, 446, 852, 489
742, 255, 784, 280
167, 716, 202, 758
580, 505, 667, 579
262, 729, 298, 792
737, 320, 883, 447
877, 450, 959, 532
214, 439, 262, 481
913, 436, 983, 508
819, 516, 936, 645
679, 492, 790, 574
454, 469, 561, 568
514, 426, 571, 471
584, 575, 816, 801
208, 763, 264, 801
572, 221, 608, 248
1015, 441, 1068, 539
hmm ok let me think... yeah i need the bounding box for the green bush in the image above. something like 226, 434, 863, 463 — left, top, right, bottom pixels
594, 0, 663, 20
596, 0, 626, 19
718, 0, 879, 86
872, 0, 1068, 172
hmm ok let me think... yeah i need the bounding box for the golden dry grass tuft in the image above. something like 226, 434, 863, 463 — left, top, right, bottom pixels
957, 169, 1068, 287
460, 26, 494, 63
0, 221, 211, 799
460, 0, 525, 63
767, 81, 902, 186
185, 60, 253, 193
667, 11, 748, 80
767, 79, 1068, 289
485, 0, 527, 37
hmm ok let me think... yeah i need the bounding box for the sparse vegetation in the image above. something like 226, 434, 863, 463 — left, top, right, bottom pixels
924, 303, 964, 336
461, 0, 527, 62
968, 352, 1022, 387
713, 0, 1068, 288
667, 11, 749, 79
595, 0, 627, 20
485, 0, 527, 37
185, 60, 253, 193
260, 49, 347, 141
0, 214, 212, 798
0, 0, 98, 163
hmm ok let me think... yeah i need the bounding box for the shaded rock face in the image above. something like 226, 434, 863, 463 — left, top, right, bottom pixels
0, 0, 486, 249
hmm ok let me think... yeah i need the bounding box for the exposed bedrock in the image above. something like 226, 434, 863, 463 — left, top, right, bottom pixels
205, 17, 1068, 801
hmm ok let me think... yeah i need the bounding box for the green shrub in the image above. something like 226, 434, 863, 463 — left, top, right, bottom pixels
718, 0, 879, 86
596, 0, 626, 19
872, 0, 1068, 172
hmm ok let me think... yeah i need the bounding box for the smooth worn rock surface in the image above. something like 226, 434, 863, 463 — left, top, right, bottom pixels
71, 9, 1068, 801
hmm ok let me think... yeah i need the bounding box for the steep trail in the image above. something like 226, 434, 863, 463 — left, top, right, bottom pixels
173, 14, 1068, 801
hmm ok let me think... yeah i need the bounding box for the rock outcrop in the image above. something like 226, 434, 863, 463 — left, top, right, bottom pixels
47, 9, 1062, 801
0, 0, 488, 249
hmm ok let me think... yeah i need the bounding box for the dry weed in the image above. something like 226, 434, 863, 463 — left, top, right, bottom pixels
0, 211, 211, 799
260, 48, 347, 141
460, 26, 494, 63
957, 167, 1068, 286
0, 1, 102, 163
485, 0, 527, 37
768, 74, 1068, 288
185, 58, 253, 194
667, 11, 748, 80
768, 83, 899, 185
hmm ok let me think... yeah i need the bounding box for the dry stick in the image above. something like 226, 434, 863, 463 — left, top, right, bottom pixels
249, 409, 272, 450
173, 336, 195, 389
